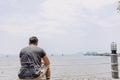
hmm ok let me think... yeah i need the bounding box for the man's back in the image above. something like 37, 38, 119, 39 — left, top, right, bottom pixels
20, 45, 46, 66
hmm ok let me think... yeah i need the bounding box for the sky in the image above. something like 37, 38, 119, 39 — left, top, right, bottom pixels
0, 0, 120, 55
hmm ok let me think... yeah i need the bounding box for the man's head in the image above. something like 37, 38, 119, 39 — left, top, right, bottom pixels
29, 36, 38, 46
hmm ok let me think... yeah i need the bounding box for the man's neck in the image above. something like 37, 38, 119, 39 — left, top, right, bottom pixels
29, 44, 37, 46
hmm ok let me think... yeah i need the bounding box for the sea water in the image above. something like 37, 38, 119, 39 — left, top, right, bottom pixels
0, 54, 117, 80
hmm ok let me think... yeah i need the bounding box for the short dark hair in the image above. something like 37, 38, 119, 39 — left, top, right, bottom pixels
29, 36, 38, 44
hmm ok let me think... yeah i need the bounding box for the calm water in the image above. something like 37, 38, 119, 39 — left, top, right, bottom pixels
0, 55, 118, 80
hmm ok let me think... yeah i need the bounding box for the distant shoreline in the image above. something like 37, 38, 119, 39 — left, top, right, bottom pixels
84, 53, 120, 56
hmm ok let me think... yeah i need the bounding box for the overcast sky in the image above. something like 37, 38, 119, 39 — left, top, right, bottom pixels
0, 0, 120, 55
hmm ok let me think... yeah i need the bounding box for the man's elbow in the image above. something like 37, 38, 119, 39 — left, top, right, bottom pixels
44, 60, 50, 66
43, 56, 50, 66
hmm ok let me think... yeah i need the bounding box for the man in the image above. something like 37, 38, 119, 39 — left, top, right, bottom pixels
19, 36, 50, 80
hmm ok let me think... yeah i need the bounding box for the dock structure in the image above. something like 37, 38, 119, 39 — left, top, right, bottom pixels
111, 42, 119, 79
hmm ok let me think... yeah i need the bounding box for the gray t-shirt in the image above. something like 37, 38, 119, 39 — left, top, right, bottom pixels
19, 45, 46, 66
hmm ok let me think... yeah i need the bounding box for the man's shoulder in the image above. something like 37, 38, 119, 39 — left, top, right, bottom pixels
35, 46, 44, 51
22, 46, 30, 49
21, 46, 44, 51
20, 46, 29, 51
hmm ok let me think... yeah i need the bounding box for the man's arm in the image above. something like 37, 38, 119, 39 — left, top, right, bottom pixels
42, 56, 50, 66
42, 55, 51, 79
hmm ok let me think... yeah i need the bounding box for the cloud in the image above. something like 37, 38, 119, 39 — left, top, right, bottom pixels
0, 0, 119, 39
0, 0, 120, 54
0, 0, 83, 37
80, 0, 116, 10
